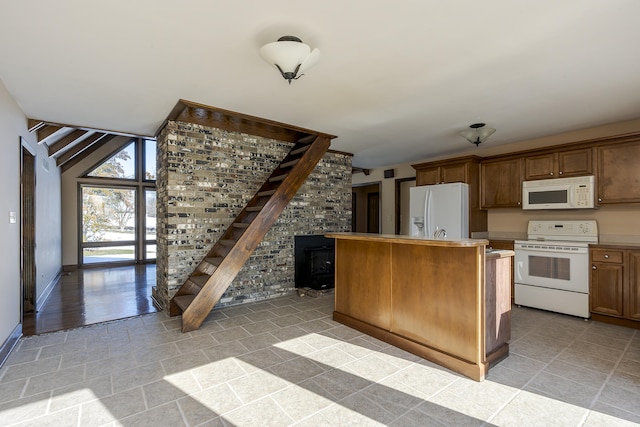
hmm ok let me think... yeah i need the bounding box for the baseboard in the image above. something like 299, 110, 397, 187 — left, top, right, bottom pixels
62, 264, 78, 272
35, 269, 62, 311
0, 324, 22, 369
591, 313, 640, 330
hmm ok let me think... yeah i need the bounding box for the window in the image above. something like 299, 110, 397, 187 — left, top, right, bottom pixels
88, 141, 136, 179
79, 139, 156, 266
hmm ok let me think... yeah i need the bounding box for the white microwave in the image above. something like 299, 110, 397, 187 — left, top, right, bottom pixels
522, 176, 595, 210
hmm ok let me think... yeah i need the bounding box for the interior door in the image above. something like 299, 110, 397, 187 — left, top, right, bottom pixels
396, 178, 416, 235
367, 192, 380, 233
21, 141, 36, 315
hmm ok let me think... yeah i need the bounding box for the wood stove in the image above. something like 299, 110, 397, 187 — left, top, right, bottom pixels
294, 235, 335, 290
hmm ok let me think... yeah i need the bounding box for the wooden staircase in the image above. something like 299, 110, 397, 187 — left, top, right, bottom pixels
169, 133, 332, 332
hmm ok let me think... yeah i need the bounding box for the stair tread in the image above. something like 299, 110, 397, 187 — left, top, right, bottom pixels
204, 256, 223, 266
232, 222, 251, 228
174, 294, 197, 311
187, 275, 209, 288
246, 206, 264, 212
298, 134, 317, 144
257, 190, 276, 197
290, 146, 310, 155
269, 174, 288, 182
219, 239, 236, 246
280, 159, 299, 168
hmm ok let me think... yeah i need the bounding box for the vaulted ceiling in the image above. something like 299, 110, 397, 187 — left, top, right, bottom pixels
2, 1, 639, 168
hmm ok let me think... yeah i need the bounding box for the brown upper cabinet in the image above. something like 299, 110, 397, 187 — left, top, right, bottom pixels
596, 140, 640, 204
413, 133, 639, 211
412, 156, 487, 233
413, 159, 469, 186
524, 147, 593, 181
480, 157, 523, 208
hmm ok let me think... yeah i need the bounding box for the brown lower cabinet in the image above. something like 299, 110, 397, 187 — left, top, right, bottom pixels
590, 245, 640, 328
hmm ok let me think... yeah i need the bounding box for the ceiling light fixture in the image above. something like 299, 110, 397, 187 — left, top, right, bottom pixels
259, 36, 320, 84
459, 123, 496, 147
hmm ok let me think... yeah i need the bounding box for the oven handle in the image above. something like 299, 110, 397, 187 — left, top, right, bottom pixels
515, 257, 524, 282
514, 247, 588, 255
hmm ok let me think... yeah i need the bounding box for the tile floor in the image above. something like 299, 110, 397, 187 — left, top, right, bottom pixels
1, 294, 639, 426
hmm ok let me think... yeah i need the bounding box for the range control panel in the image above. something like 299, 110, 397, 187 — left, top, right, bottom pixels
527, 220, 598, 242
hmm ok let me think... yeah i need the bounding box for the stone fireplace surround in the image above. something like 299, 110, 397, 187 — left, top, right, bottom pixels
154, 120, 352, 312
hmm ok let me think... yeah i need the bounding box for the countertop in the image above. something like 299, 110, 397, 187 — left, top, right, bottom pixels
485, 249, 515, 260
592, 241, 640, 249
325, 232, 488, 247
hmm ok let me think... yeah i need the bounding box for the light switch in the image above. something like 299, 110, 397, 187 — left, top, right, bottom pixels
9, 211, 16, 224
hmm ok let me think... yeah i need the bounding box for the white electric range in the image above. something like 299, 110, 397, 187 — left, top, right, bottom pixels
514, 220, 598, 319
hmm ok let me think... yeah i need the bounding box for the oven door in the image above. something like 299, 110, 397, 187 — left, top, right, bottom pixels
514, 243, 589, 293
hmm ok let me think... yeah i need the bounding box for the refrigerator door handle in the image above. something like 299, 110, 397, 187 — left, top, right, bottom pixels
425, 188, 432, 237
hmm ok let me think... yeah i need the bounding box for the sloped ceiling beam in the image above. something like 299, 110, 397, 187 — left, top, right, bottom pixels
27, 119, 45, 133
56, 132, 112, 167
47, 129, 88, 156
37, 125, 64, 143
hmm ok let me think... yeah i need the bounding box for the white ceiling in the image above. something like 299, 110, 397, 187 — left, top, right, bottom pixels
1, 0, 639, 168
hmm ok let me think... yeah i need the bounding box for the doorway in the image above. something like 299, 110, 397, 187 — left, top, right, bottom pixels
352, 182, 381, 233
20, 139, 36, 316
395, 177, 416, 235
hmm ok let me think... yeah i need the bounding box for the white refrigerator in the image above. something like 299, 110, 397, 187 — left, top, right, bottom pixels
408, 183, 469, 239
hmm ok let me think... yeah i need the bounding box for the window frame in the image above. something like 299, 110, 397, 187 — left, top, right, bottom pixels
77, 138, 156, 267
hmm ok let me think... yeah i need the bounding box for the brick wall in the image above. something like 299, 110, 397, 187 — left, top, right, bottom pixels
154, 120, 352, 312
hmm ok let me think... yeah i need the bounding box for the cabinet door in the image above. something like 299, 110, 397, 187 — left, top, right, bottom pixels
416, 167, 440, 186
524, 153, 556, 180
590, 262, 624, 317
440, 163, 467, 183
480, 158, 523, 208
627, 251, 640, 321
557, 148, 593, 177
597, 141, 640, 204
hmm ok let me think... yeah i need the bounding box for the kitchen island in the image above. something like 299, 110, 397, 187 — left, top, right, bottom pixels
325, 232, 513, 381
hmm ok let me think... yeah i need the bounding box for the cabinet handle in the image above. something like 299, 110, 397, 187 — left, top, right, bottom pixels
517, 201, 521, 205
604, 254, 609, 259
558, 171, 563, 175
550, 172, 554, 176
592, 265, 597, 270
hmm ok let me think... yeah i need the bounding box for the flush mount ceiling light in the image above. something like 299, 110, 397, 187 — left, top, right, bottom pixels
259, 36, 320, 84
459, 123, 496, 147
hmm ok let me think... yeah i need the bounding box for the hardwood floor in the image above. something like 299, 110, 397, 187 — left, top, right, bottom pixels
23, 264, 158, 336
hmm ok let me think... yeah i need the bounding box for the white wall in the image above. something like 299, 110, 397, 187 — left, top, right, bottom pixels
0, 78, 62, 348
0, 79, 24, 344
353, 118, 640, 238
34, 138, 62, 303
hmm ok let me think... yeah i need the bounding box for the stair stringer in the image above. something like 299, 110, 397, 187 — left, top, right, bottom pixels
177, 135, 331, 332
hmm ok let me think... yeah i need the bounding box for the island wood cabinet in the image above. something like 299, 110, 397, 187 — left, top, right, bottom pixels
412, 156, 487, 233
488, 239, 514, 302
480, 157, 523, 208
590, 245, 640, 328
596, 140, 640, 204
524, 147, 593, 181
327, 233, 513, 381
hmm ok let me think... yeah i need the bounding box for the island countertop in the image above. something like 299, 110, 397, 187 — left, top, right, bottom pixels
325, 232, 488, 247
